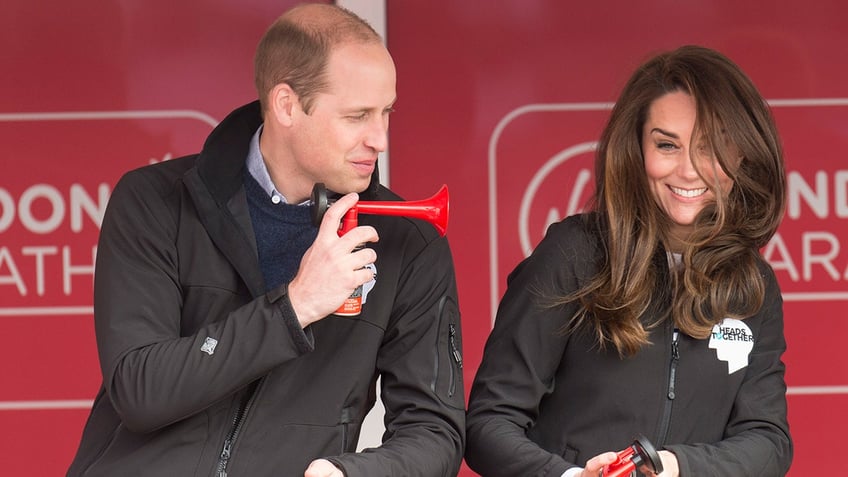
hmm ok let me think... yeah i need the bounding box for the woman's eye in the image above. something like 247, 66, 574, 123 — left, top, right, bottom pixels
697, 145, 714, 157
657, 141, 676, 150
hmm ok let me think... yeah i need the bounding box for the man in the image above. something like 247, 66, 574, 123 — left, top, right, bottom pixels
66, 4, 465, 476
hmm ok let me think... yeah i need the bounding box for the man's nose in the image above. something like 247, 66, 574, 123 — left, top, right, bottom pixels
364, 115, 389, 152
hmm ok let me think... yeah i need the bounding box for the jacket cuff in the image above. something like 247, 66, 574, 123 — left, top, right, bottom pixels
325, 457, 347, 476
664, 445, 688, 476
267, 283, 314, 354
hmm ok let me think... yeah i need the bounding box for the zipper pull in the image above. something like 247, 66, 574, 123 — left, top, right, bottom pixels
672, 337, 680, 361
217, 438, 232, 477
668, 329, 680, 400
449, 324, 463, 368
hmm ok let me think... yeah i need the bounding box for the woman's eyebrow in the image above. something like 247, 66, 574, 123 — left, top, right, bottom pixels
650, 127, 680, 139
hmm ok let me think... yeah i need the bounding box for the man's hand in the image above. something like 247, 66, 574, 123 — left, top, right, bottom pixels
288, 192, 379, 328
304, 458, 344, 477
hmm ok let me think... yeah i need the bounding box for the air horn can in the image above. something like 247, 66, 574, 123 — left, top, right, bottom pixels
312, 183, 449, 316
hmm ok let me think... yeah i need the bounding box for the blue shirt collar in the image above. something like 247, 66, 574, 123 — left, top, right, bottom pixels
246, 125, 311, 206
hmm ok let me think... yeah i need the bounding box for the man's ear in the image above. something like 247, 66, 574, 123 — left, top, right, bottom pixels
268, 83, 298, 127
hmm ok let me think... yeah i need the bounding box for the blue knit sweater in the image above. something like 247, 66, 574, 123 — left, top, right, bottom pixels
244, 172, 318, 292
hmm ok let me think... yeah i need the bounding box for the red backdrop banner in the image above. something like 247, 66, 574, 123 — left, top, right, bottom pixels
1, 1, 845, 475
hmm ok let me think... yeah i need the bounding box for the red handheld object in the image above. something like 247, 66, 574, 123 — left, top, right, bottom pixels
312, 183, 450, 316
312, 183, 449, 237
602, 436, 663, 477
338, 204, 360, 236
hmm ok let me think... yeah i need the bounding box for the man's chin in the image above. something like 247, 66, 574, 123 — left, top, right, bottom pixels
325, 181, 371, 196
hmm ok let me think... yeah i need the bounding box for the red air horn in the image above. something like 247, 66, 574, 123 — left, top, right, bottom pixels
311, 183, 449, 236
602, 436, 664, 477
311, 183, 450, 316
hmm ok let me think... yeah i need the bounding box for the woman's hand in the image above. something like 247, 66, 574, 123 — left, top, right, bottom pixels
578, 451, 619, 476
648, 450, 679, 477
575, 449, 678, 477
304, 458, 344, 477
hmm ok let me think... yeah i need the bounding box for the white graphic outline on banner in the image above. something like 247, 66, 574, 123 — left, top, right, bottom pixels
0, 110, 218, 127
0, 110, 219, 414
0, 109, 218, 320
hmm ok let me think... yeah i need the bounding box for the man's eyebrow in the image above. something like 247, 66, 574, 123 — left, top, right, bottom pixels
342, 102, 395, 114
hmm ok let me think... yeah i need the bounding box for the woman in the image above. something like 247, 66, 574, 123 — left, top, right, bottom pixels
465, 45, 792, 476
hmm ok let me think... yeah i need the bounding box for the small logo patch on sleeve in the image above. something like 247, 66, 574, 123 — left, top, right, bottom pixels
200, 337, 219, 355
361, 263, 377, 304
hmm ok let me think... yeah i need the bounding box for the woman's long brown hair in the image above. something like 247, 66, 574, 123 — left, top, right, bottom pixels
560, 45, 786, 357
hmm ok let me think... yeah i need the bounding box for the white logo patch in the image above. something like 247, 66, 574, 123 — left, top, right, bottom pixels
200, 337, 218, 355
361, 263, 377, 304
709, 319, 754, 374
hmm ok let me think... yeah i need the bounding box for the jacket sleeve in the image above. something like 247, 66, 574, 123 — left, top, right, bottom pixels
465, 219, 588, 477
328, 235, 466, 477
665, 267, 793, 476
94, 167, 311, 432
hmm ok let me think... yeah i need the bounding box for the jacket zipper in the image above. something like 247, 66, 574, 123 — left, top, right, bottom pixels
215, 380, 260, 477
448, 323, 463, 397
657, 328, 679, 446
